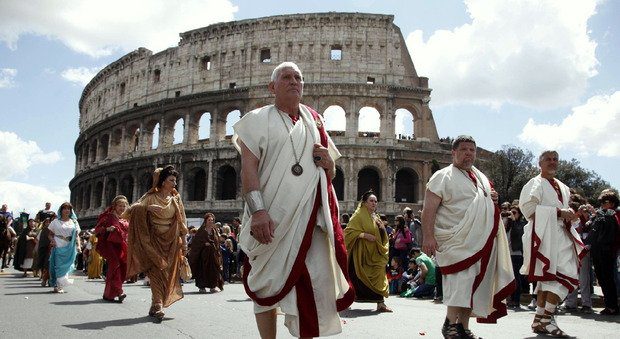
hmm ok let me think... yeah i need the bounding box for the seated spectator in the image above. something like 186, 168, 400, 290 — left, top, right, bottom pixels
400, 258, 420, 298
409, 247, 436, 298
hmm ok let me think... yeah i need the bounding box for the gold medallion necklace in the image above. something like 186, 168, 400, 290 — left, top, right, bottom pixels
276, 107, 307, 176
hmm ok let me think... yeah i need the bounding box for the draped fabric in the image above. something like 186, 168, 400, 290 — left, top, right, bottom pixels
344, 204, 389, 299
519, 175, 586, 300
123, 190, 187, 308
188, 225, 224, 290
86, 235, 104, 279
49, 228, 77, 288
427, 165, 515, 323
95, 209, 129, 299
36, 227, 51, 270
233, 104, 353, 337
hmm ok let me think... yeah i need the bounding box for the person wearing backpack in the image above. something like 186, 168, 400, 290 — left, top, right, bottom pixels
589, 191, 620, 315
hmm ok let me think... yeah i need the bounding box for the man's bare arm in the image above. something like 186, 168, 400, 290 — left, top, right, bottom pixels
239, 140, 274, 244
421, 189, 442, 256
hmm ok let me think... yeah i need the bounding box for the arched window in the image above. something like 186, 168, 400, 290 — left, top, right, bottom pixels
187, 168, 207, 201
139, 172, 153, 196
76, 188, 83, 211
151, 123, 160, 149
395, 168, 419, 203
216, 165, 237, 200
225, 110, 241, 137
395, 108, 414, 139
120, 175, 134, 203
173, 118, 184, 144
333, 167, 345, 201
357, 167, 381, 201
100, 135, 109, 160
358, 107, 380, 137
90, 141, 98, 162
84, 184, 92, 210
93, 181, 103, 208
105, 178, 117, 206
323, 105, 346, 135
198, 112, 211, 140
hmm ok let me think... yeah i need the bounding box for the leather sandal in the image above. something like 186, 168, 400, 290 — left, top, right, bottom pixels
376, 304, 393, 313
536, 314, 569, 338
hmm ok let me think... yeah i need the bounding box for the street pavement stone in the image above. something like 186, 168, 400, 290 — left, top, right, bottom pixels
1, 268, 618, 338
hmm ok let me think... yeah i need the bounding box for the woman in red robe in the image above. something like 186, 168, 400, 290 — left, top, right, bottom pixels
95, 195, 129, 302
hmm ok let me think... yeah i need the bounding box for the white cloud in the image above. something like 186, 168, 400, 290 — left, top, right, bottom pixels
0, 181, 69, 216
0, 130, 63, 180
519, 91, 620, 157
0, 68, 17, 88
406, 0, 599, 109
0, 0, 238, 58
395, 109, 414, 137
61, 66, 102, 86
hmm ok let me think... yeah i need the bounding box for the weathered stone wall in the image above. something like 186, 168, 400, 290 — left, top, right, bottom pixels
70, 13, 452, 227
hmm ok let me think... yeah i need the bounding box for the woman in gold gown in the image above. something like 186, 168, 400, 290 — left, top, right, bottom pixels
123, 165, 188, 322
344, 190, 391, 312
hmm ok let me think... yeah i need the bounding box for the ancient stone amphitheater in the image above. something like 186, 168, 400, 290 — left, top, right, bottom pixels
70, 12, 455, 227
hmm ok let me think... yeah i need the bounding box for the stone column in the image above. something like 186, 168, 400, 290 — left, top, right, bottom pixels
158, 116, 166, 148
101, 176, 108, 209
132, 173, 139, 203
119, 125, 127, 154
183, 111, 191, 145
209, 110, 218, 143
346, 98, 358, 139
206, 160, 213, 201
421, 161, 430, 202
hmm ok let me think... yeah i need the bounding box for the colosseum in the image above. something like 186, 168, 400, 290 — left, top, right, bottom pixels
70, 12, 456, 227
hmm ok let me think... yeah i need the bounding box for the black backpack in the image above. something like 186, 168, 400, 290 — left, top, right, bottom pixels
587, 209, 618, 252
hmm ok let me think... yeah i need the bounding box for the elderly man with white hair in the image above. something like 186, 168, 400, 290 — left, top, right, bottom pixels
519, 150, 586, 338
233, 62, 353, 338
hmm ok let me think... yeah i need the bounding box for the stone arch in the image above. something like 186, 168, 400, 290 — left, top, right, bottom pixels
111, 128, 122, 156
84, 184, 92, 210
216, 165, 237, 200
358, 106, 380, 136
395, 108, 414, 140
126, 124, 140, 152
186, 167, 207, 201
172, 118, 184, 145
90, 140, 98, 162
323, 105, 346, 135
198, 112, 211, 140
333, 166, 345, 201
225, 110, 241, 137
75, 187, 83, 211
93, 181, 103, 208
357, 167, 381, 201
395, 167, 419, 203
99, 134, 109, 160
105, 178, 117, 206
139, 171, 153, 196
151, 122, 160, 149
119, 174, 134, 203
83, 144, 90, 168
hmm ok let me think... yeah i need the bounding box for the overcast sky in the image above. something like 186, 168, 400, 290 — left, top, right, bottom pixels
1, 0, 618, 215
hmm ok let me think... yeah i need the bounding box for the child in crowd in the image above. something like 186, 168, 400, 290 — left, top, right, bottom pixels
220, 235, 233, 283
400, 258, 420, 297
387, 257, 404, 294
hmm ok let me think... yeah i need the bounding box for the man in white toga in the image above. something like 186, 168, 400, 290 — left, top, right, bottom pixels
232, 62, 354, 338
422, 135, 515, 339
519, 150, 585, 338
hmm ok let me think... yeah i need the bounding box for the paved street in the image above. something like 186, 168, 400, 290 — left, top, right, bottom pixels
0, 267, 618, 338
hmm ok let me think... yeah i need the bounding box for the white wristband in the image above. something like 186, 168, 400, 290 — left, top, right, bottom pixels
245, 190, 265, 214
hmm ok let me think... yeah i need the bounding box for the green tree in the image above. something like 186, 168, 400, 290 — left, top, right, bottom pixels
555, 158, 612, 204
479, 145, 537, 204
